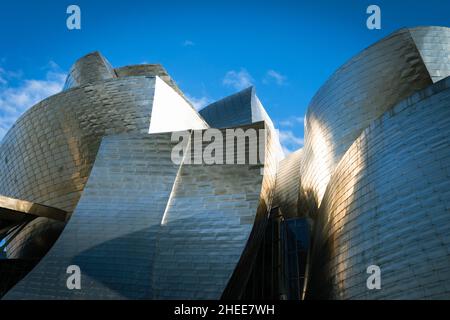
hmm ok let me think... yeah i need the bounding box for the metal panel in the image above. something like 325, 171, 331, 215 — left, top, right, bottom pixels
308, 76, 450, 299
63, 52, 116, 90
0, 76, 158, 214
4, 121, 279, 299
300, 28, 437, 209
4, 217, 66, 259
0, 195, 68, 222
272, 149, 303, 218
115, 64, 187, 99
199, 86, 284, 162
3, 133, 184, 299
0, 53, 208, 265
410, 26, 450, 82
199, 87, 254, 128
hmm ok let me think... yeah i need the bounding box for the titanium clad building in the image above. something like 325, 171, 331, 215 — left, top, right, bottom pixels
1, 26, 450, 300
304, 26, 450, 299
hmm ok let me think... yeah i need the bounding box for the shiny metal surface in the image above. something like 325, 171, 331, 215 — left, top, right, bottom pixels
63, 51, 116, 90
2, 26, 450, 299
0, 53, 207, 215
309, 76, 450, 299
222, 121, 280, 299
0, 52, 207, 266
199, 86, 280, 131
0, 76, 151, 214
272, 149, 303, 218
0, 195, 68, 223
300, 27, 450, 210
64, 52, 191, 104
1, 51, 283, 299
410, 26, 450, 83
4, 121, 279, 299
301, 26, 450, 299
4, 217, 66, 260
5, 133, 186, 299
115, 64, 188, 99
199, 86, 284, 162
155, 122, 273, 299
200, 87, 254, 128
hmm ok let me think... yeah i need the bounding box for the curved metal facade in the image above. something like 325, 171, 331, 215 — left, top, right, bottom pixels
1, 52, 282, 299
1, 26, 450, 300
309, 77, 450, 299
298, 27, 450, 299
300, 27, 450, 208
0, 53, 207, 215
410, 26, 450, 82
0, 52, 209, 297
272, 149, 303, 218
63, 51, 116, 90
1, 76, 156, 213
3, 123, 278, 299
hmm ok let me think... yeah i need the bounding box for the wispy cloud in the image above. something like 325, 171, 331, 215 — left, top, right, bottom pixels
0, 69, 6, 85
263, 69, 287, 86
182, 40, 195, 47
223, 69, 254, 90
0, 62, 66, 139
185, 93, 212, 111
0, 67, 22, 85
278, 116, 304, 127
278, 130, 304, 154
276, 115, 305, 154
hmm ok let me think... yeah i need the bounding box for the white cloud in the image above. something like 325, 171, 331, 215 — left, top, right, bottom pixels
182, 40, 195, 47
0, 67, 22, 86
278, 116, 304, 127
263, 69, 287, 86
0, 68, 6, 85
223, 69, 254, 90
185, 93, 212, 111
0, 63, 66, 139
277, 115, 305, 153
278, 129, 304, 154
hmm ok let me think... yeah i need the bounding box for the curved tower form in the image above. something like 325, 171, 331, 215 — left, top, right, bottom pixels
300, 27, 450, 210
0, 52, 208, 269
0, 52, 284, 299
0, 52, 207, 215
309, 76, 450, 299
303, 26, 450, 299
1, 26, 450, 300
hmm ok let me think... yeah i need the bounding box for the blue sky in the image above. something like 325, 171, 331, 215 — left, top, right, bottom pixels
0, 0, 449, 153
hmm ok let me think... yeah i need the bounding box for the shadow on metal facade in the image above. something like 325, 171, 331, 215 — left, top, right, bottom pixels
309, 76, 450, 299
1, 26, 450, 300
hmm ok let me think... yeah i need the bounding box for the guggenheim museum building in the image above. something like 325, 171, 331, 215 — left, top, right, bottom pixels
0, 26, 450, 300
